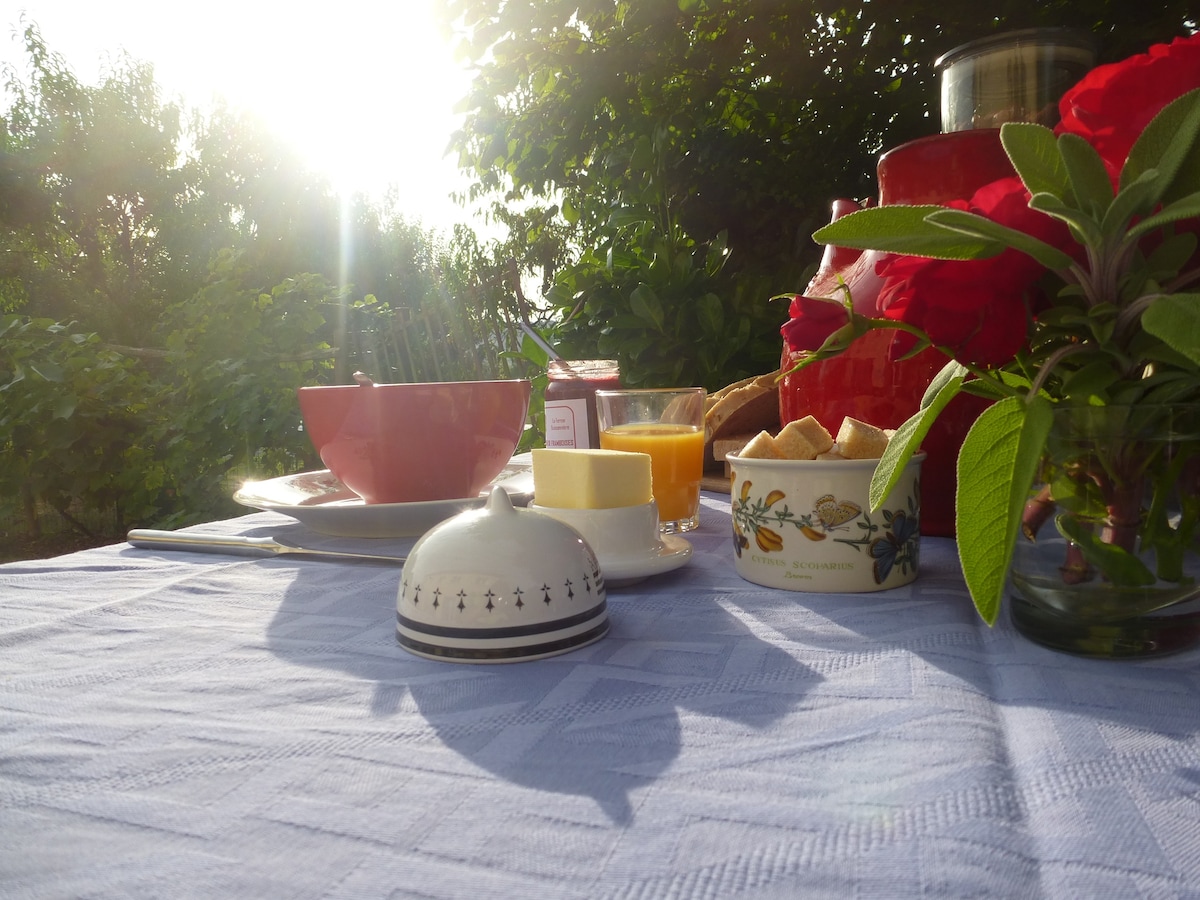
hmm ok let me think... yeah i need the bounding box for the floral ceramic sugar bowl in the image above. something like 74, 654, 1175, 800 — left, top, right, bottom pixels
396, 487, 609, 663
728, 452, 924, 592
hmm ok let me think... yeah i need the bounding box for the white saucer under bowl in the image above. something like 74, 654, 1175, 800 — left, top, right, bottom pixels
233, 457, 534, 538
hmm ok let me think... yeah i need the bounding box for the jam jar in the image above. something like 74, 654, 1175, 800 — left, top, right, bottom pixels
543, 360, 621, 449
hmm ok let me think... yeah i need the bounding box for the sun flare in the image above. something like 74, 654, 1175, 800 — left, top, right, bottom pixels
3, 0, 474, 227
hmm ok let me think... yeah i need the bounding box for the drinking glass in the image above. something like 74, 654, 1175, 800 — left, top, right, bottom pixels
595, 387, 706, 533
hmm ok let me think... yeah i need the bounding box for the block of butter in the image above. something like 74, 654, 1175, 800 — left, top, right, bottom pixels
531, 448, 653, 509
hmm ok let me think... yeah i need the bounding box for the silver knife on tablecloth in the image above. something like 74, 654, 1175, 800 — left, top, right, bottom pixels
126, 529, 406, 564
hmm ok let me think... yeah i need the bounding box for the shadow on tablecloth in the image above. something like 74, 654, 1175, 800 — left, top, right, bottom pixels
259, 515, 822, 825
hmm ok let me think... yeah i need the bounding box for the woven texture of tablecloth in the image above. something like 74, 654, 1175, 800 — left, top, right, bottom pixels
3, 492, 1200, 899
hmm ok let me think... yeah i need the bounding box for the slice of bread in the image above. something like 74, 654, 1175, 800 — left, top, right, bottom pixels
705, 371, 780, 443
704, 373, 763, 413
713, 433, 758, 462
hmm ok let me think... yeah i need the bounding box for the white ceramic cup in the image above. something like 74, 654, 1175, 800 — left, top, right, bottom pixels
530, 501, 662, 561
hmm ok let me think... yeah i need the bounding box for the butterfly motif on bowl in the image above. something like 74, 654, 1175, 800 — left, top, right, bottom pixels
813, 494, 862, 532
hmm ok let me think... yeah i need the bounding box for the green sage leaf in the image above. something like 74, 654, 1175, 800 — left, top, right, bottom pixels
1101, 168, 1161, 236
812, 206, 1005, 259
1127, 189, 1200, 242
1142, 293, 1200, 366
1058, 132, 1114, 220
956, 394, 1053, 625
920, 359, 970, 408
1026, 192, 1104, 249
869, 368, 965, 512
1001, 122, 1070, 200
1123, 87, 1200, 205
961, 378, 1011, 402
1144, 229, 1198, 280
926, 207, 1078, 271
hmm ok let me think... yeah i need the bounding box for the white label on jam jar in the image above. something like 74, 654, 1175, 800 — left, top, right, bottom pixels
544, 398, 591, 448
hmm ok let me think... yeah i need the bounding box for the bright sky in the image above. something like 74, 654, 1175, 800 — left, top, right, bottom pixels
1, 1, 478, 232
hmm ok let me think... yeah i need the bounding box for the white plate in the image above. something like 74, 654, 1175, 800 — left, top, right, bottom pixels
233, 457, 535, 538
601, 534, 692, 588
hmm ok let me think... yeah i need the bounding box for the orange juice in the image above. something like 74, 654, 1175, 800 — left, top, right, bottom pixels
600, 423, 704, 525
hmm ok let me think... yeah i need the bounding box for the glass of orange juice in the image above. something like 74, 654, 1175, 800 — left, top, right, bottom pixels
595, 387, 706, 533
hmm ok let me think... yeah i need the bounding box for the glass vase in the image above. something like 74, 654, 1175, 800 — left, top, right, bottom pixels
1009, 404, 1200, 658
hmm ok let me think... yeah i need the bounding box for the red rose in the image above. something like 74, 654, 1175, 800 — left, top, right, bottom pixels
1056, 33, 1200, 175
875, 253, 1033, 367
780, 294, 851, 352
874, 177, 1074, 368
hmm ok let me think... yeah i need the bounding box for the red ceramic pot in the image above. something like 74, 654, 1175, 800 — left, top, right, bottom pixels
877, 130, 1014, 207
781, 129, 1013, 536
297, 379, 531, 504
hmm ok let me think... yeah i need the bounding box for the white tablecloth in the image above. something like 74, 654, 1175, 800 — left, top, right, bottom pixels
3, 492, 1199, 898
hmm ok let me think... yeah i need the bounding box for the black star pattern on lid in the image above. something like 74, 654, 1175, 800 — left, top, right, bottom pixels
457, 589, 467, 612
542, 583, 553, 605
513, 587, 524, 609
485, 589, 496, 612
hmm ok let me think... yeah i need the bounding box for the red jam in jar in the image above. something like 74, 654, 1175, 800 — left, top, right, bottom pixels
544, 360, 621, 449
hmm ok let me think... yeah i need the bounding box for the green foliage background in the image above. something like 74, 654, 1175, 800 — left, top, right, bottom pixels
2, 4, 1196, 551
447, 0, 1195, 387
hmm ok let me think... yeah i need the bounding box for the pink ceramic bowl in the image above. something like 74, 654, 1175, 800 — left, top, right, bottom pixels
297, 378, 531, 504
